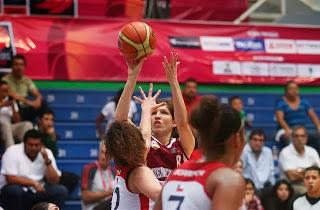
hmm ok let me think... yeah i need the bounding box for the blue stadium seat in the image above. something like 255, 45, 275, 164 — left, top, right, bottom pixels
57, 141, 99, 159
57, 160, 90, 176
56, 123, 97, 140
64, 200, 81, 210
51, 105, 100, 122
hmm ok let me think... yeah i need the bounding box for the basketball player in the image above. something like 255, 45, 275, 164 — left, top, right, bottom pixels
106, 83, 163, 210
115, 52, 195, 182
154, 96, 246, 210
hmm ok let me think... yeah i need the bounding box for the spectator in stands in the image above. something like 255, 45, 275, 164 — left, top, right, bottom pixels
182, 78, 201, 115
81, 142, 114, 210
261, 180, 295, 210
229, 96, 252, 129
0, 129, 68, 210
31, 202, 60, 210
279, 125, 320, 195
0, 80, 32, 148
37, 109, 79, 194
96, 88, 137, 140
233, 159, 244, 174
37, 110, 57, 157
293, 166, 320, 210
2, 54, 48, 122
244, 178, 264, 210
242, 129, 275, 191
275, 80, 320, 151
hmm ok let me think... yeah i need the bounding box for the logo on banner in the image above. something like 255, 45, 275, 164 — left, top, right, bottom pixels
269, 63, 297, 77
169, 36, 201, 49
213, 61, 241, 75
242, 62, 269, 76
265, 39, 296, 54
200, 36, 234, 51
296, 40, 320, 55
297, 64, 320, 77
0, 22, 15, 73
234, 38, 265, 51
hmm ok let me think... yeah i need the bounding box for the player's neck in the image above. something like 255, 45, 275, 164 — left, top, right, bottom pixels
153, 133, 172, 145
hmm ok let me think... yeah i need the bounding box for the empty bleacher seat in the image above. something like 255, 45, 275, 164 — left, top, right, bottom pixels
57, 141, 99, 159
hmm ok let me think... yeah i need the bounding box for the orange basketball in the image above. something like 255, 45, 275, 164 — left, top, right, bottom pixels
118, 22, 156, 60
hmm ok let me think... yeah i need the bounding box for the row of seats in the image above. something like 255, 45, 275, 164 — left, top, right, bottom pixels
43, 88, 317, 210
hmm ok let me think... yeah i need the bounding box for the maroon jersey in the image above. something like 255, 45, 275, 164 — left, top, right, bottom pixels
147, 136, 188, 182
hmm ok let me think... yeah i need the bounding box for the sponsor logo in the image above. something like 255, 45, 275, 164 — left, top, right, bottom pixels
247, 30, 279, 38
200, 36, 234, 51
152, 167, 172, 179
296, 40, 320, 55
242, 62, 269, 76
269, 63, 297, 77
234, 38, 265, 51
173, 169, 205, 177
297, 64, 320, 77
213, 61, 241, 75
265, 39, 296, 54
169, 36, 201, 48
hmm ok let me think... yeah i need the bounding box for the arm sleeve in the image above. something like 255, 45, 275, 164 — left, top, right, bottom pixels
1, 148, 19, 175
101, 102, 114, 117
275, 99, 284, 111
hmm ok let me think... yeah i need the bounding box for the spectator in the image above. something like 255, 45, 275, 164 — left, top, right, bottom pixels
81, 142, 114, 210
37, 109, 79, 194
244, 179, 264, 210
0, 80, 32, 148
261, 180, 295, 210
37, 110, 57, 157
293, 166, 320, 209
275, 81, 320, 151
2, 54, 48, 122
229, 96, 252, 129
0, 129, 68, 210
96, 88, 137, 140
182, 78, 201, 115
242, 129, 275, 190
233, 159, 244, 175
279, 125, 320, 195
31, 202, 60, 210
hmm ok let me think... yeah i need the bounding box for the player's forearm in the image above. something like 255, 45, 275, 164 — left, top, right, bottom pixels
115, 74, 138, 122
169, 80, 188, 126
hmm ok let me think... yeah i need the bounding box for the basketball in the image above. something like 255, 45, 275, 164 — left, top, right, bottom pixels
118, 22, 156, 61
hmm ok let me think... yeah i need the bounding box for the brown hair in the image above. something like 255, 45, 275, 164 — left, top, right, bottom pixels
190, 95, 242, 157
105, 121, 145, 167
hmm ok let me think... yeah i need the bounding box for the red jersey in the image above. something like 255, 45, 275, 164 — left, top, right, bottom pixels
162, 161, 225, 210
147, 136, 187, 182
183, 95, 201, 115
111, 166, 154, 210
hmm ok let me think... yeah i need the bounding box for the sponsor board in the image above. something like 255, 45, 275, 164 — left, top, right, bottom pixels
297, 64, 320, 77
265, 39, 296, 54
269, 63, 297, 77
296, 40, 320, 55
169, 36, 201, 48
213, 61, 241, 75
200, 36, 234, 51
234, 38, 265, 51
242, 62, 269, 76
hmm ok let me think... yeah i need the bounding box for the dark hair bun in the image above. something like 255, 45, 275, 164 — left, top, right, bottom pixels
190, 95, 219, 131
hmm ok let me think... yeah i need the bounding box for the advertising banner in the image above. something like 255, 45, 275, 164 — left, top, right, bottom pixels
0, 22, 16, 72
1, 15, 320, 85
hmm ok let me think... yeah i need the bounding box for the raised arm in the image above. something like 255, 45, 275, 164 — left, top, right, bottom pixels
134, 84, 164, 157
162, 52, 195, 157
114, 59, 144, 122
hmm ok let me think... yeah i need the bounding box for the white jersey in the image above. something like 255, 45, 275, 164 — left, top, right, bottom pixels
293, 195, 320, 210
111, 166, 154, 210
162, 161, 225, 210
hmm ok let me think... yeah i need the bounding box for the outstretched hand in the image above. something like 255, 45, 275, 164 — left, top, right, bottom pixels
162, 52, 180, 82
125, 57, 145, 77
133, 83, 166, 111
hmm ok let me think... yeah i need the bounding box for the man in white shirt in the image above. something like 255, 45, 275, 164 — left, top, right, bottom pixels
279, 125, 320, 195
293, 166, 320, 210
242, 129, 275, 190
0, 129, 68, 210
96, 89, 137, 140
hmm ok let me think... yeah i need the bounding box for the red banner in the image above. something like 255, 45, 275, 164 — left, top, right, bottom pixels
1, 15, 320, 85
